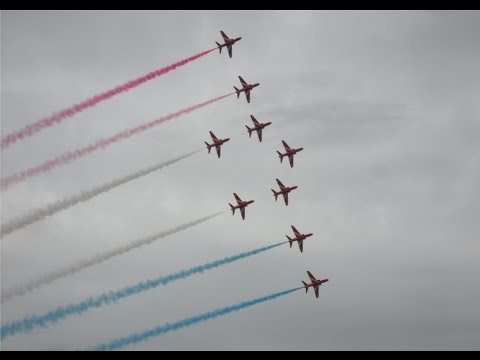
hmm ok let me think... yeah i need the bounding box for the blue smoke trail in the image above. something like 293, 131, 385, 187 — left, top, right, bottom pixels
0, 242, 286, 340
91, 287, 301, 351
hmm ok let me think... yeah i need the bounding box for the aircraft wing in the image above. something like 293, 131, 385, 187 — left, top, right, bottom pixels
215, 144, 221, 158
220, 31, 230, 41
250, 115, 259, 125
291, 226, 301, 237
257, 129, 263, 142
209, 131, 219, 141
282, 140, 292, 151
276, 178, 286, 189
234, 193, 242, 203
298, 240, 304, 253
240, 206, 245, 220
245, 90, 251, 103
239, 76, 248, 87
307, 271, 317, 281
282, 192, 289, 206
227, 44, 233, 58
314, 285, 319, 298
288, 154, 294, 168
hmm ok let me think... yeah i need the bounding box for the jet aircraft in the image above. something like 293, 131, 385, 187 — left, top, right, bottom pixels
245, 115, 272, 142
286, 226, 313, 253
215, 31, 242, 58
271, 178, 298, 206
234, 76, 260, 103
277, 140, 304, 168
205, 131, 230, 158
302, 271, 329, 298
229, 193, 255, 220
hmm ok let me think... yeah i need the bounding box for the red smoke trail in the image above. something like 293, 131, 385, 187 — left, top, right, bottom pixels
0, 48, 216, 150
1, 93, 232, 190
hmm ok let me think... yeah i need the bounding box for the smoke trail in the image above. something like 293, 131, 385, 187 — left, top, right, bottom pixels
91, 287, 301, 351
1, 211, 224, 302
0, 48, 216, 150
0, 150, 199, 238
0, 242, 286, 340
1, 93, 232, 190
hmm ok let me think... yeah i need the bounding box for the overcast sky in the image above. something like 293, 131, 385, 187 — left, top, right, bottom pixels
1, 10, 479, 350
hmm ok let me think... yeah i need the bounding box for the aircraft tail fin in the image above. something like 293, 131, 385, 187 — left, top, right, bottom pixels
271, 189, 278, 201
234, 86, 240, 98
277, 151, 283, 163
302, 281, 308, 292
286, 235, 293, 247
205, 142, 211, 153
229, 203, 235, 215
216, 42, 222, 53
245, 125, 252, 136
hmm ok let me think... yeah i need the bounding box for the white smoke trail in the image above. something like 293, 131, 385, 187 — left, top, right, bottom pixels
0, 150, 200, 238
1, 211, 224, 303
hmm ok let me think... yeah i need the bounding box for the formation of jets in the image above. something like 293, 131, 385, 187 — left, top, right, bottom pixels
214, 31, 328, 299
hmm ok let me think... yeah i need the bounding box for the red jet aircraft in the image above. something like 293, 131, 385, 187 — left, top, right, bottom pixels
286, 226, 313, 253
215, 31, 242, 58
234, 76, 260, 103
205, 131, 230, 158
271, 178, 298, 206
245, 115, 272, 142
302, 271, 329, 298
277, 140, 304, 168
229, 193, 255, 220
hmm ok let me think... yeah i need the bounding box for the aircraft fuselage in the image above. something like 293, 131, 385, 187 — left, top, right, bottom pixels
219, 37, 241, 47
279, 186, 298, 194
240, 83, 260, 92
207, 138, 229, 147
254, 121, 272, 130
286, 147, 303, 155
305, 279, 329, 289
233, 200, 255, 210
295, 233, 313, 241
215, 138, 230, 145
